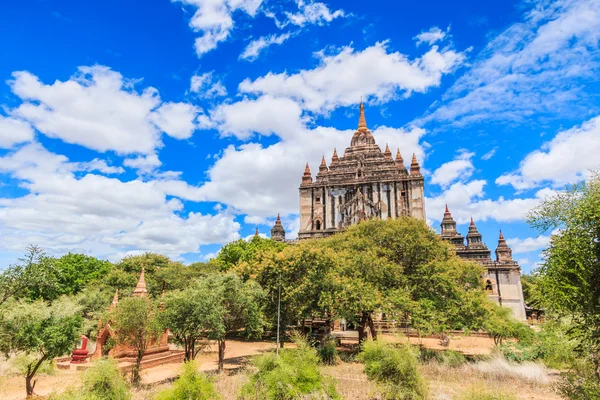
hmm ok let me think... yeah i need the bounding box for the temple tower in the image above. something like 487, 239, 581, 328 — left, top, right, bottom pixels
270, 214, 286, 242
298, 103, 425, 240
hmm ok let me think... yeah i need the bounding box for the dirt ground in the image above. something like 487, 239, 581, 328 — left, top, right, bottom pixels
0, 337, 562, 400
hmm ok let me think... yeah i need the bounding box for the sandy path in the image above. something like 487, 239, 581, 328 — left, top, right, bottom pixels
0, 340, 277, 400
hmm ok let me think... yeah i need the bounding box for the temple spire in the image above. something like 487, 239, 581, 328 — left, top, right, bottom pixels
358, 101, 367, 131
133, 268, 148, 297
384, 143, 392, 159
410, 153, 421, 175
301, 162, 313, 185
319, 155, 328, 172
331, 148, 339, 163
254, 227, 259, 237
445, 204, 449, 213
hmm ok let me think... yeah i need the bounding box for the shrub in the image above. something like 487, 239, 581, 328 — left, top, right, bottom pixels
239, 336, 339, 400
154, 361, 220, 400
318, 336, 339, 366
357, 340, 427, 400
454, 384, 517, 400
557, 357, 600, 400
419, 348, 466, 367
48, 359, 131, 400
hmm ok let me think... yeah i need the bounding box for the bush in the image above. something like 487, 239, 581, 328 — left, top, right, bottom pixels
318, 336, 339, 366
557, 357, 600, 400
48, 359, 131, 400
154, 361, 220, 400
419, 348, 466, 367
357, 340, 427, 400
239, 336, 339, 400
454, 384, 517, 400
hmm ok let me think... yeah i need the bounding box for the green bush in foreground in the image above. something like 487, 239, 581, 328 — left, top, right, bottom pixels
154, 361, 220, 400
358, 340, 427, 400
557, 357, 600, 400
454, 385, 517, 400
317, 335, 339, 366
49, 359, 131, 400
239, 337, 339, 400
419, 348, 467, 367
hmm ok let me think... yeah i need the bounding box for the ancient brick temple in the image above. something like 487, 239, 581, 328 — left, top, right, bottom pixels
440, 206, 527, 320
269, 103, 526, 320
297, 102, 425, 240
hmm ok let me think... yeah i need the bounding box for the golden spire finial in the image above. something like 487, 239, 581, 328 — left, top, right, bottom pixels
358, 101, 367, 131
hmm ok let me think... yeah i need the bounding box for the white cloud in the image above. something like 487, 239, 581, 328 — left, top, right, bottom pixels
430, 150, 474, 188
123, 154, 162, 173
76, 159, 124, 175
239, 41, 466, 113
174, 0, 263, 56
198, 122, 426, 218
414, 26, 448, 46
481, 147, 497, 161
427, 180, 555, 224
209, 95, 305, 140
507, 235, 551, 254
0, 143, 240, 259
190, 72, 227, 98
151, 102, 200, 139
240, 33, 291, 61
0, 115, 34, 148
284, 0, 345, 27
497, 115, 600, 190
418, 0, 600, 128
8, 66, 199, 155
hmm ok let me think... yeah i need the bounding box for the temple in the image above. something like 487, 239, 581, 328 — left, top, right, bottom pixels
269, 103, 526, 320
297, 102, 425, 240
440, 206, 527, 320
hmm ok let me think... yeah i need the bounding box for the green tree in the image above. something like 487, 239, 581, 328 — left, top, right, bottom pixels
0, 297, 83, 396
216, 235, 286, 271
111, 296, 161, 385
154, 361, 220, 400
528, 172, 600, 389
158, 287, 221, 361
53, 253, 112, 296
0, 245, 60, 304
196, 274, 266, 372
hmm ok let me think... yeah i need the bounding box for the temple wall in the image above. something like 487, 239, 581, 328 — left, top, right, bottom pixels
409, 179, 426, 221
484, 269, 526, 321
299, 188, 313, 232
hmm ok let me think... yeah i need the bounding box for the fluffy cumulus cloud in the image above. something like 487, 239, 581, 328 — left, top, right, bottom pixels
497, 115, 600, 190
284, 0, 345, 27
0, 115, 35, 148
0, 143, 240, 260
414, 26, 448, 46
430, 149, 475, 188
190, 72, 227, 98
174, 0, 263, 56
208, 95, 305, 140
239, 41, 467, 113
198, 120, 426, 218
419, 0, 600, 128
240, 33, 292, 61
506, 235, 551, 254
426, 179, 555, 224
8, 65, 199, 155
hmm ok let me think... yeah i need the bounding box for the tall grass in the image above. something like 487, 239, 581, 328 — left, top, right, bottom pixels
454, 384, 517, 400
239, 336, 339, 400
357, 340, 427, 400
154, 361, 220, 400
48, 359, 131, 400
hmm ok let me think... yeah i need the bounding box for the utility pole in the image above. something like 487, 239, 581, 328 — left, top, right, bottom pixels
276, 275, 281, 356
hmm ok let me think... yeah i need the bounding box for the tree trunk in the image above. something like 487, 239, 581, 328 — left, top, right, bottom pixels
131, 349, 143, 386
25, 354, 47, 397
368, 314, 377, 340
217, 339, 226, 373
358, 312, 371, 343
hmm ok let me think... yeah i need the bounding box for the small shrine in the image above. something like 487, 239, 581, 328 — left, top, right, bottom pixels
57, 268, 184, 370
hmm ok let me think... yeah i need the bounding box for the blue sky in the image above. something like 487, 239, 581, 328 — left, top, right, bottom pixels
0, 0, 599, 270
